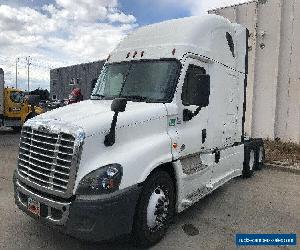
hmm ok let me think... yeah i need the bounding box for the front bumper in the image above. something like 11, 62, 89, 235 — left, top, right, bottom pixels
14, 175, 141, 241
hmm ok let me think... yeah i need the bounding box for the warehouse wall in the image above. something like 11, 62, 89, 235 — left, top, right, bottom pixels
275, 0, 300, 143
209, 0, 300, 143
50, 60, 104, 101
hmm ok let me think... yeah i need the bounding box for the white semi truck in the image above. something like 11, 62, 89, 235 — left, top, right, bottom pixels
14, 15, 264, 247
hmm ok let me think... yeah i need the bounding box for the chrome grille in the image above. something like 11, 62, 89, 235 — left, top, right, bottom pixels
17, 126, 77, 194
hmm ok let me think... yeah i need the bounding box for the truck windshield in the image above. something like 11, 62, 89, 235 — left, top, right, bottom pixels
91, 60, 181, 102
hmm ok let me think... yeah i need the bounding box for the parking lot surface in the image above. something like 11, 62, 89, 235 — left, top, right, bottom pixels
0, 130, 299, 249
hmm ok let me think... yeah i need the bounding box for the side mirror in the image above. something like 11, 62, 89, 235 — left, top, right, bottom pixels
105, 98, 128, 147
185, 74, 210, 107
111, 98, 127, 112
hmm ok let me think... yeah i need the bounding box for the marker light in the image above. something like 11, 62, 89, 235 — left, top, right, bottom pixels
172, 48, 176, 55
126, 52, 130, 58
141, 51, 144, 57
133, 51, 138, 58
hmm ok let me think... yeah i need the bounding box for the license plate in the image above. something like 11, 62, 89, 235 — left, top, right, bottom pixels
27, 197, 40, 216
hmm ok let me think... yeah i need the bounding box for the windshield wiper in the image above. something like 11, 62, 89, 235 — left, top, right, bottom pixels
120, 95, 149, 102
91, 94, 105, 99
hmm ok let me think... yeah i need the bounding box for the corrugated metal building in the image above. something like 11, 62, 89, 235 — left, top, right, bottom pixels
209, 0, 300, 143
50, 60, 105, 101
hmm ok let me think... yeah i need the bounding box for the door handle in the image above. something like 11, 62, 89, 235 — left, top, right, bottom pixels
202, 129, 206, 143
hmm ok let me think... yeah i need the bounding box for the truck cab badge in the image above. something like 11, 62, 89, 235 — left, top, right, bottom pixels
169, 118, 176, 126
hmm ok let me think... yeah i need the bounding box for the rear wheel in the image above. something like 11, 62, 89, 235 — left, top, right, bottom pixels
255, 146, 265, 170
243, 148, 255, 178
133, 171, 175, 248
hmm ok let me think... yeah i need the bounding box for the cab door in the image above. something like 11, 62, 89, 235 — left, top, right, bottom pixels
174, 57, 214, 200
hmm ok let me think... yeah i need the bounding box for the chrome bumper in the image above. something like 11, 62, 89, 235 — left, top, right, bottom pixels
15, 179, 71, 225
14, 174, 143, 241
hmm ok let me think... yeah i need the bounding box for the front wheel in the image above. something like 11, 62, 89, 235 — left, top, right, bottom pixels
133, 171, 175, 248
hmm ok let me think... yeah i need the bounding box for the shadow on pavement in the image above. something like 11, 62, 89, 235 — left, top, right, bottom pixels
10, 217, 139, 250
0, 128, 20, 135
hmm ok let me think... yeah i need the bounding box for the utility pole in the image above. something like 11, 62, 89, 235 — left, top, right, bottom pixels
15, 57, 19, 88
25, 56, 31, 92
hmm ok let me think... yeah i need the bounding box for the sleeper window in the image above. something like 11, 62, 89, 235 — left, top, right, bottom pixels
226, 32, 235, 57
182, 65, 209, 106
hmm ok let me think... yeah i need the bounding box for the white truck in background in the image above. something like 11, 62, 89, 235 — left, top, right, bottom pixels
14, 15, 264, 247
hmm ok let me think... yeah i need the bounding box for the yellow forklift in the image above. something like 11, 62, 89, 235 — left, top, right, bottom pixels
0, 69, 43, 131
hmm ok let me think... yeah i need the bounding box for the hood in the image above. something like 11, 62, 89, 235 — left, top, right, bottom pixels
33, 100, 168, 137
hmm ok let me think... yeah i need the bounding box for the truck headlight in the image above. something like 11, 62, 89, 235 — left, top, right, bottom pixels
76, 164, 123, 195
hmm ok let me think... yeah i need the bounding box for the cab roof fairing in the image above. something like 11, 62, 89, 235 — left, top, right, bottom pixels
108, 45, 213, 64
107, 14, 246, 73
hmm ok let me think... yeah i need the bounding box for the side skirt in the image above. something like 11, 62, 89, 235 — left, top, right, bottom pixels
175, 144, 244, 212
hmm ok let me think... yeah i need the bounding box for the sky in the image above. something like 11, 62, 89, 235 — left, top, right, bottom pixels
0, 0, 250, 91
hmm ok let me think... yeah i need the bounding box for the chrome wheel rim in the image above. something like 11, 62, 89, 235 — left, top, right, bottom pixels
146, 187, 169, 231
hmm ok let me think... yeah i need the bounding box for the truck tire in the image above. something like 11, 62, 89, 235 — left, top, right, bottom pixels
243, 148, 255, 178
255, 145, 265, 170
133, 171, 175, 248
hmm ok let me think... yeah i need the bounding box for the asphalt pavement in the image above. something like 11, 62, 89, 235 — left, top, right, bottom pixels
0, 130, 299, 249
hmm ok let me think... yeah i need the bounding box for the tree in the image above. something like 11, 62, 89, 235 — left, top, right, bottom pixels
30, 88, 50, 100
